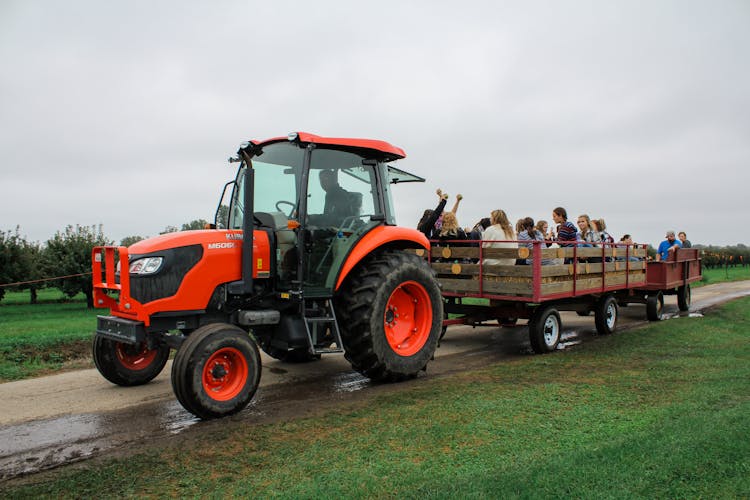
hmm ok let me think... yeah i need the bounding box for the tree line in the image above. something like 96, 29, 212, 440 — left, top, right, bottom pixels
0, 220, 210, 307
2, 221, 748, 308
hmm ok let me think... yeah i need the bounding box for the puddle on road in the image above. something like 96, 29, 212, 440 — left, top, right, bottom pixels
0, 414, 106, 480
159, 401, 201, 435
557, 331, 582, 350
330, 372, 370, 393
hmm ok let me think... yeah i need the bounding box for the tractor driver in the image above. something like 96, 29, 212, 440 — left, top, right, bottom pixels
310, 169, 360, 226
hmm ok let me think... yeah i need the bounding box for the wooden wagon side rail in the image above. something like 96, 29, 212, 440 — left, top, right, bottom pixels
415, 242, 649, 302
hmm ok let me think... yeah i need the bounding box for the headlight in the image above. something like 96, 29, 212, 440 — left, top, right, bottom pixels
129, 257, 163, 275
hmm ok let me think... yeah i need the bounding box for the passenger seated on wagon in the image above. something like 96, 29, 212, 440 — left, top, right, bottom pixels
552, 207, 577, 247
434, 193, 464, 237
482, 209, 516, 266
616, 234, 641, 262
468, 217, 491, 245
536, 219, 554, 241
552, 207, 577, 264
678, 231, 692, 248
577, 214, 602, 263
417, 188, 448, 239
657, 230, 682, 261
595, 218, 614, 244
517, 217, 553, 265
434, 212, 470, 261
577, 214, 600, 246
592, 218, 615, 261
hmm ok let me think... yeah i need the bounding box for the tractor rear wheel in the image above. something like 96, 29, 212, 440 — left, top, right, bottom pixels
171, 323, 261, 419
336, 250, 442, 382
93, 335, 170, 386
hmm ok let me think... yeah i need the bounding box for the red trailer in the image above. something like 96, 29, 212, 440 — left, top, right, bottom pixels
637, 248, 702, 320
424, 242, 702, 352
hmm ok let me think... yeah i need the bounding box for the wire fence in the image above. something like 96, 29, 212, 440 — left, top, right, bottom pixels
0, 272, 93, 289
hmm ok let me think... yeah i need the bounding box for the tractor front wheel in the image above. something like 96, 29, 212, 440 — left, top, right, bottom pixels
171, 323, 261, 419
93, 335, 170, 386
336, 250, 442, 382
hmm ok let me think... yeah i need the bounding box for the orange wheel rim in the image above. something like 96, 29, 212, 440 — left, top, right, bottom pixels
202, 347, 248, 401
115, 342, 158, 371
384, 280, 433, 356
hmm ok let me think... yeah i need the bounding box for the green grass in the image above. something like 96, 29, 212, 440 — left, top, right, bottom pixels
697, 265, 750, 287
0, 290, 96, 380
6, 297, 749, 498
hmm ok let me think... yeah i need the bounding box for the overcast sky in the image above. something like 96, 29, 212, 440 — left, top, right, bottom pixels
1, 0, 748, 247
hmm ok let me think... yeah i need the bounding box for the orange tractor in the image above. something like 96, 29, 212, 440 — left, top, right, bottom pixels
92, 132, 443, 418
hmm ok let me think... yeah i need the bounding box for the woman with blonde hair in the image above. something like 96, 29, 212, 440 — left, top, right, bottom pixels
482, 209, 516, 266
577, 214, 601, 245
437, 212, 467, 241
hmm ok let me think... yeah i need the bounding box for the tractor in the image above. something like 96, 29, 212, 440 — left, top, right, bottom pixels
92, 132, 443, 418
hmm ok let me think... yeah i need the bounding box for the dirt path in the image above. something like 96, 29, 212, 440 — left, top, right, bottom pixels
1, 280, 748, 480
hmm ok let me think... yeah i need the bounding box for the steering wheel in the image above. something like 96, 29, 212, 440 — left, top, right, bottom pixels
275, 200, 296, 217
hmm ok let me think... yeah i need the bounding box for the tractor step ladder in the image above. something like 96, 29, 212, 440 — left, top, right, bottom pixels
302, 299, 344, 355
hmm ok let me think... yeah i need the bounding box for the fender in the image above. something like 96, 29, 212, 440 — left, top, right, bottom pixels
335, 226, 429, 290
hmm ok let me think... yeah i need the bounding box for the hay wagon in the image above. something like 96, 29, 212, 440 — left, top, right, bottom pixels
418, 241, 702, 352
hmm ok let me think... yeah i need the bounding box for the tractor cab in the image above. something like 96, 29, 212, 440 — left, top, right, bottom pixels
222, 132, 423, 297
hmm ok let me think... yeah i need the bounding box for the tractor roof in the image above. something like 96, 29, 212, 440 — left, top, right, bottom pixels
248, 132, 406, 160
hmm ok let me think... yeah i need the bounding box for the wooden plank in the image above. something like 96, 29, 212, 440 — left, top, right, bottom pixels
540, 271, 646, 295
439, 277, 534, 296
430, 260, 647, 279
428, 244, 648, 261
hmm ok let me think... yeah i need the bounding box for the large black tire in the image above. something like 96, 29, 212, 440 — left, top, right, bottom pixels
594, 295, 618, 335
93, 335, 170, 386
171, 323, 261, 419
529, 305, 561, 353
646, 292, 664, 321
677, 284, 691, 311
335, 249, 443, 382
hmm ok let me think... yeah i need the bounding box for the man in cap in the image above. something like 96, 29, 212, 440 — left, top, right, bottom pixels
657, 230, 682, 261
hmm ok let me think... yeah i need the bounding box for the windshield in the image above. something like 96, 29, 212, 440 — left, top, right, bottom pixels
228, 142, 304, 229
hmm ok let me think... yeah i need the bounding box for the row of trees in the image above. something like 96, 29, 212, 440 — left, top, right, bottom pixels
0, 220, 209, 307
695, 245, 749, 269
3, 223, 748, 307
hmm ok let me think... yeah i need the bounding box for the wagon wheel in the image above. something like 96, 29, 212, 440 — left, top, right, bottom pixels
594, 295, 618, 335
528, 305, 561, 353
646, 292, 664, 321
677, 284, 691, 311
